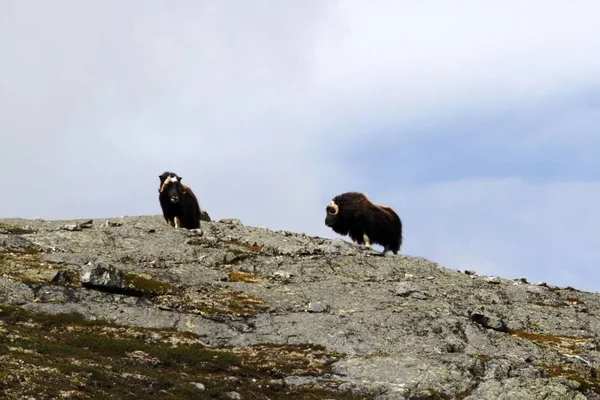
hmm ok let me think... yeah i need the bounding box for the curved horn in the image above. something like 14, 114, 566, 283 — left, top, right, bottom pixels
160, 179, 170, 193
327, 200, 339, 216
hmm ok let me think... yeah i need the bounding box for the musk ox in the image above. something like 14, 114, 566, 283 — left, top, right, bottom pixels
158, 171, 202, 229
325, 192, 402, 255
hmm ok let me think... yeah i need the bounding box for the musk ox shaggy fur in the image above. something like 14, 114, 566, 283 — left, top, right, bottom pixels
325, 192, 402, 255
158, 171, 202, 229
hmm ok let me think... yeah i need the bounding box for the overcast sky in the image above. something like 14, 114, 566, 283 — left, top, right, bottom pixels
2, 1, 600, 292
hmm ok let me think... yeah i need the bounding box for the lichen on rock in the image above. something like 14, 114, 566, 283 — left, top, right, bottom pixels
1, 214, 600, 399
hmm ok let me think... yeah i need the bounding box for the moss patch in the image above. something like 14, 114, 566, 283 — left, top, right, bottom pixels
0, 248, 60, 285
123, 272, 177, 297
471, 354, 490, 362
227, 271, 263, 283
541, 364, 600, 395
233, 343, 343, 376
0, 304, 368, 399
0, 223, 36, 235
533, 297, 585, 308
224, 239, 262, 253
407, 388, 476, 400
508, 329, 589, 354
156, 287, 269, 319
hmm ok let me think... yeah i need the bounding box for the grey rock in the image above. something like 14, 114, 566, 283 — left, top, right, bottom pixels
200, 210, 211, 222
104, 220, 122, 227
79, 220, 93, 229
322, 238, 357, 255
307, 302, 329, 313
1, 214, 600, 399
469, 310, 508, 332
50, 270, 78, 286
188, 228, 203, 236
80, 262, 125, 288
395, 282, 427, 299
62, 224, 81, 231
410, 291, 428, 300
0, 277, 36, 304
219, 218, 242, 226
224, 392, 242, 400
273, 270, 292, 280
191, 382, 205, 390
485, 276, 501, 284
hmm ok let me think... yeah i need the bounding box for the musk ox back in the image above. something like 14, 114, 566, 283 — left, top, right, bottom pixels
325, 192, 402, 255
158, 171, 201, 230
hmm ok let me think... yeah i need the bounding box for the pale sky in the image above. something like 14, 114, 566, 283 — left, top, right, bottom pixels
2, 1, 600, 292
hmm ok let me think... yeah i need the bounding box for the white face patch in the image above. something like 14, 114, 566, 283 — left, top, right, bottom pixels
160, 175, 180, 193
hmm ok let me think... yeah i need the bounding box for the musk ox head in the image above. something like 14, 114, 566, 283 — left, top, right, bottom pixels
159, 172, 184, 204
324, 194, 354, 235
325, 199, 340, 226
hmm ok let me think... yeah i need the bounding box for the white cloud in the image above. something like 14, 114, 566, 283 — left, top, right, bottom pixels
1, 1, 600, 291
318, 1, 600, 93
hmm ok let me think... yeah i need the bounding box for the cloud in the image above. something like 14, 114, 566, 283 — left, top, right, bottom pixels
313, 1, 600, 116
2, 1, 600, 292
385, 177, 600, 292
0, 1, 332, 223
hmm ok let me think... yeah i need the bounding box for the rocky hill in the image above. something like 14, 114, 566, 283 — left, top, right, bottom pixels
1, 215, 599, 399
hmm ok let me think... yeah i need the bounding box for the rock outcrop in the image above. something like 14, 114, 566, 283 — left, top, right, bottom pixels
0, 216, 599, 399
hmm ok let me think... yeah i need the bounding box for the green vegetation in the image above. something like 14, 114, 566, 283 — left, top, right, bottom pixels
541, 364, 600, 395
0, 247, 61, 285
507, 328, 600, 394
223, 239, 262, 253
227, 271, 263, 283
0, 222, 36, 234
0, 304, 370, 399
123, 271, 177, 297
156, 288, 270, 319
508, 329, 589, 354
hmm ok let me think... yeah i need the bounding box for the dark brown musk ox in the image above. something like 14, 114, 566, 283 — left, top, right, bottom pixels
325, 192, 403, 255
158, 171, 202, 229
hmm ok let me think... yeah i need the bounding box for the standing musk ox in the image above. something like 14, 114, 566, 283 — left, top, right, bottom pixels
325, 192, 402, 255
158, 171, 202, 229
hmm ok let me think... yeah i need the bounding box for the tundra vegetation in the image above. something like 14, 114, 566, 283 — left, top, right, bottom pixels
1, 216, 599, 399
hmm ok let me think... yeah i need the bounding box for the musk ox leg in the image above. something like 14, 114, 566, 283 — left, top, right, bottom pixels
363, 234, 371, 249
167, 219, 175, 227
174, 217, 181, 228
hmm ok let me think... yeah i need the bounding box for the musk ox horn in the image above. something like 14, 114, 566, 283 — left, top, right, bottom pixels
327, 200, 339, 216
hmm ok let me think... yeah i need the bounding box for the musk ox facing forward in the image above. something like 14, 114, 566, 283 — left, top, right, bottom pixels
325, 192, 402, 255
158, 171, 202, 229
